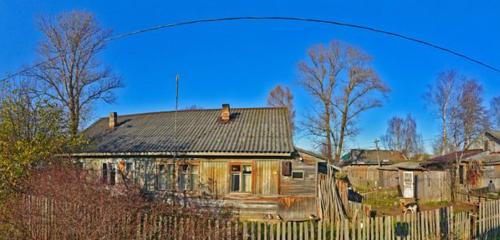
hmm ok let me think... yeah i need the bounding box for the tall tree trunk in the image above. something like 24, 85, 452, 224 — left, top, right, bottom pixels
335, 105, 349, 161
324, 103, 333, 164
441, 113, 447, 155
70, 110, 79, 137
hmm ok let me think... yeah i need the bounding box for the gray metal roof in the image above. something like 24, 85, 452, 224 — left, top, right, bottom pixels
79, 107, 294, 155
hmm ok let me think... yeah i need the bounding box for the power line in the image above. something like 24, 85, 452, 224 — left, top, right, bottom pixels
2, 16, 499, 82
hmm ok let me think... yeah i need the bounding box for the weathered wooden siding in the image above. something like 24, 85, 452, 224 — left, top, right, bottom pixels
200, 160, 229, 196
254, 160, 280, 195
343, 165, 381, 188
280, 160, 317, 196
391, 170, 451, 202
477, 164, 500, 189
78, 156, 320, 220
277, 196, 318, 220
379, 170, 399, 188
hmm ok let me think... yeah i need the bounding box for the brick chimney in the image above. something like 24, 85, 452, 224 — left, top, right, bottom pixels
221, 104, 231, 122
109, 112, 118, 129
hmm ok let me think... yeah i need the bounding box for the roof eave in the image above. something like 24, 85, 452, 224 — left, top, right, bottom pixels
64, 151, 293, 158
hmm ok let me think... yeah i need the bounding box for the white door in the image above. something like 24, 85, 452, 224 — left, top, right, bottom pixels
403, 171, 414, 198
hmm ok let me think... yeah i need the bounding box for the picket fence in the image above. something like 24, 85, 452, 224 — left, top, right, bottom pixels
241, 208, 471, 240
19, 196, 500, 239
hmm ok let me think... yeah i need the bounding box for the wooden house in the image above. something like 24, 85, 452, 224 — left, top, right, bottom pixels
71, 105, 324, 220
425, 131, 500, 193
340, 149, 406, 188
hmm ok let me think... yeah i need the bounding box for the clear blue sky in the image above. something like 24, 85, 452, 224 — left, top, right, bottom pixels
1, 0, 499, 152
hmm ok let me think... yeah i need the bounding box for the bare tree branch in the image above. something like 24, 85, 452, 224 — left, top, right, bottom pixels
299, 40, 388, 163
30, 11, 122, 137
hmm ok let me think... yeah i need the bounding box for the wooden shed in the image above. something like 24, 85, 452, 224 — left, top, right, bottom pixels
378, 162, 451, 202
340, 149, 406, 189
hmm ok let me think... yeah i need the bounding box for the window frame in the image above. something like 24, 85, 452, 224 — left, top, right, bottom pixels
101, 163, 108, 184
229, 162, 254, 193
291, 170, 305, 180
155, 161, 199, 193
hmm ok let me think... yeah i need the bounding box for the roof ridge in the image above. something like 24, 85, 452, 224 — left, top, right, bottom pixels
101, 106, 288, 119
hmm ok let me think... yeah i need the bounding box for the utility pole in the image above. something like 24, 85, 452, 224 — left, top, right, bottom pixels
173, 74, 179, 193
375, 138, 381, 167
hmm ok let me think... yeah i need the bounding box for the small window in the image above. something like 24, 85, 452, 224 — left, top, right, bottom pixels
292, 170, 304, 179
109, 164, 116, 185
157, 164, 166, 190
282, 161, 292, 176
190, 165, 199, 191
178, 164, 188, 191
102, 163, 108, 184
230, 164, 252, 193
242, 165, 252, 192
166, 164, 174, 190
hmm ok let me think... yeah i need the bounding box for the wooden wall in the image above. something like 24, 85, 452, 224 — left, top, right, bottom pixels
77, 156, 320, 220
343, 165, 381, 189
476, 164, 500, 189
280, 159, 317, 196
387, 170, 451, 202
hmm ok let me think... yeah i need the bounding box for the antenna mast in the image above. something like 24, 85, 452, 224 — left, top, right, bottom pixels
175, 74, 179, 152
173, 74, 179, 192
375, 138, 381, 167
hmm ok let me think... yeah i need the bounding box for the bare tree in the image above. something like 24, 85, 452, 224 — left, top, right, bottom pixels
426, 71, 490, 202
267, 85, 295, 132
381, 114, 424, 159
450, 79, 490, 150
490, 96, 500, 130
332, 48, 389, 160
31, 11, 122, 136
299, 41, 388, 163
425, 70, 458, 155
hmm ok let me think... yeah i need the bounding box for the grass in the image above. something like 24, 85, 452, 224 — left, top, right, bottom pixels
362, 188, 400, 208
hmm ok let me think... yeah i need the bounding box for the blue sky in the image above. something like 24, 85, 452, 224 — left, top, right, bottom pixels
1, 0, 499, 152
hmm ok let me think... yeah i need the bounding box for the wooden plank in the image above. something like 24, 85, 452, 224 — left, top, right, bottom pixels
270, 223, 275, 240
299, 222, 303, 240
305, 221, 310, 240
258, 222, 262, 240
293, 221, 297, 240
310, 221, 315, 240
287, 221, 292, 240
252, 222, 256, 240
243, 222, 248, 240
317, 221, 321, 240
282, 222, 287, 240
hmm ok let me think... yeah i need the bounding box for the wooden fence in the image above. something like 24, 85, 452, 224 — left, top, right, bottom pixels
241, 207, 471, 240
14, 196, 500, 239
318, 166, 348, 222
478, 198, 500, 239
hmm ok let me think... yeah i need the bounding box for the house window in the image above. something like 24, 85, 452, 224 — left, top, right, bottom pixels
282, 161, 292, 176
292, 170, 304, 179
166, 164, 174, 190
178, 164, 188, 191
109, 164, 116, 185
190, 165, 199, 191
102, 163, 108, 184
157, 164, 166, 190
177, 164, 199, 192
230, 164, 252, 193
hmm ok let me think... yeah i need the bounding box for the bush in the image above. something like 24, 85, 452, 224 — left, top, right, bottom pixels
0, 161, 235, 239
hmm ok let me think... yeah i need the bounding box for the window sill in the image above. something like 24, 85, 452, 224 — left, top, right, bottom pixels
226, 192, 253, 198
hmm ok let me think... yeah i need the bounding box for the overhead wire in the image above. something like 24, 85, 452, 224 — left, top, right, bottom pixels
2, 16, 499, 82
